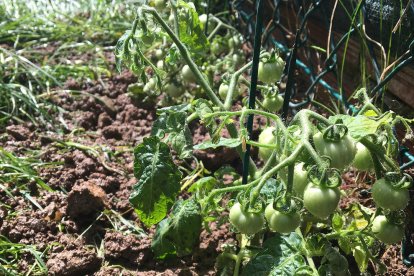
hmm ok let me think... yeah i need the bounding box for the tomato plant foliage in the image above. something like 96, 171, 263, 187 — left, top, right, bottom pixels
117, 1, 414, 275
130, 136, 182, 227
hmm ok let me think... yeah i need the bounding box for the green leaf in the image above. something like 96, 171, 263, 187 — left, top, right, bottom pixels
260, 178, 283, 201
338, 237, 352, 255
152, 109, 193, 159
188, 176, 218, 198
115, 31, 133, 73
328, 114, 393, 140
320, 247, 349, 274
332, 213, 344, 232
352, 245, 369, 272
193, 99, 217, 134
242, 233, 307, 276
129, 136, 182, 227
194, 137, 241, 150
151, 198, 202, 259
177, 1, 209, 58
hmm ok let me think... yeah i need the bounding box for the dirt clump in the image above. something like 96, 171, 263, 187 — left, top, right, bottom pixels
104, 231, 152, 266
6, 125, 31, 141
66, 181, 108, 219
46, 247, 102, 276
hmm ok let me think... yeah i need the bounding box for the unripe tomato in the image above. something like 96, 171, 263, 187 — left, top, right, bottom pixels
198, 14, 214, 32
153, 0, 166, 10
143, 78, 156, 93
372, 178, 409, 211
303, 183, 341, 219
181, 65, 196, 83
164, 83, 183, 97
155, 49, 164, 60
211, 40, 227, 56
258, 56, 284, 84
262, 94, 283, 113
168, 13, 174, 25
258, 127, 277, 161
218, 83, 239, 100
352, 142, 374, 171
313, 131, 356, 170
228, 35, 242, 49
232, 54, 244, 68
229, 202, 264, 235
265, 203, 301, 233
156, 60, 164, 69
372, 215, 404, 244
279, 163, 309, 197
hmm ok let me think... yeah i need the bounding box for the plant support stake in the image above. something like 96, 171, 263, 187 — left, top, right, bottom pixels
242, 0, 264, 184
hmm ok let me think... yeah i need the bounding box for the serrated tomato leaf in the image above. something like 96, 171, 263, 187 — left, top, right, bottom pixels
242, 233, 308, 275
129, 136, 181, 227
177, 1, 209, 59
151, 109, 193, 159
329, 114, 393, 140
151, 198, 202, 259
194, 137, 241, 150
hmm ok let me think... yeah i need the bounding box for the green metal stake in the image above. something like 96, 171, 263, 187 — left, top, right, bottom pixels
242, 0, 264, 184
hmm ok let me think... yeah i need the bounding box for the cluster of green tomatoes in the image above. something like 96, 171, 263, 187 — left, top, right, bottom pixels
230, 122, 410, 245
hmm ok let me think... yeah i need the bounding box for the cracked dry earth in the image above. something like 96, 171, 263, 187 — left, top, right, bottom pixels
1, 62, 414, 274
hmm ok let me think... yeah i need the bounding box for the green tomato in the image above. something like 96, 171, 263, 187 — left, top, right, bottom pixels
258, 56, 284, 84
218, 83, 239, 100
352, 142, 374, 171
199, 14, 214, 32
155, 49, 164, 60
258, 127, 277, 161
229, 202, 264, 235
140, 33, 155, 45
232, 53, 244, 68
143, 78, 156, 93
279, 163, 309, 197
153, 0, 166, 10
168, 13, 174, 25
303, 183, 341, 219
228, 35, 242, 49
181, 65, 196, 83
164, 83, 183, 97
211, 40, 227, 56
265, 203, 301, 233
313, 131, 356, 170
372, 178, 409, 211
372, 215, 404, 244
156, 60, 164, 69
263, 94, 283, 113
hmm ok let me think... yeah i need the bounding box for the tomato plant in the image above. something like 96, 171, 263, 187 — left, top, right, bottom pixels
115, 2, 414, 275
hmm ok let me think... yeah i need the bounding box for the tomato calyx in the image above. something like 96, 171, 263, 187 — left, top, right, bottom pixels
384, 172, 412, 189
380, 210, 406, 226
236, 191, 265, 214
270, 195, 302, 215
308, 165, 341, 189
321, 122, 348, 143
